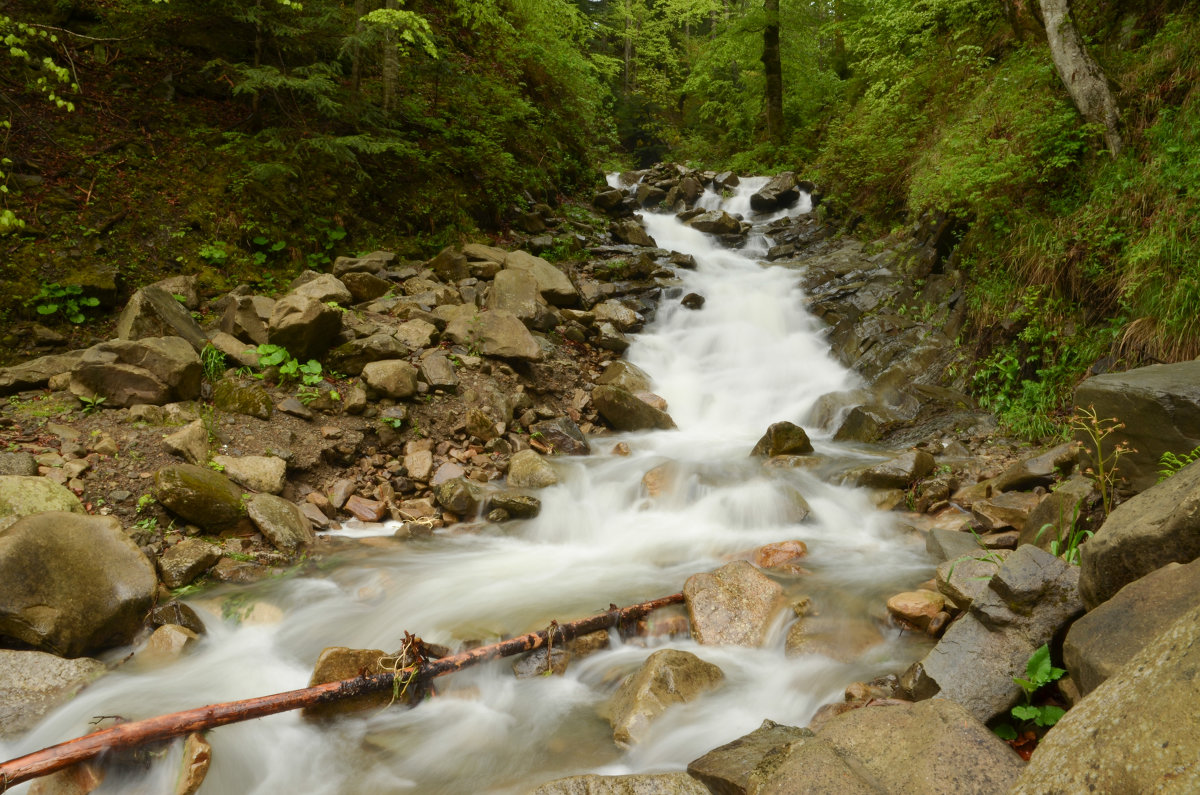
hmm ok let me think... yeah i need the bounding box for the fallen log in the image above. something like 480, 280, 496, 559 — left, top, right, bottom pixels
0, 592, 684, 789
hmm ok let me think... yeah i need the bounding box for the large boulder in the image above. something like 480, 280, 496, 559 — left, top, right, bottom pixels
433, 477, 486, 517
687, 719, 812, 794
1079, 457, 1200, 608
0, 350, 86, 395
750, 421, 813, 457
596, 360, 653, 394
154, 463, 247, 530
857, 449, 935, 489
593, 385, 677, 432
1064, 557, 1200, 696
506, 449, 559, 489
267, 294, 343, 360
246, 493, 315, 554
533, 773, 708, 795
684, 561, 783, 647
212, 380, 273, 420
211, 455, 287, 495
157, 538, 221, 589
1074, 360, 1200, 493
993, 441, 1078, 492
687, 211, 741, 235
116, 285, 209, 353
0, 650, 107, 738
362, 359, 419, 399
1019, 473, 1099, 551
504, 250, 579, 306
1013, 601, 1200, 794
529, 416, 591, 456
219, 294, 275, 346
910, 544, 1084, 721
610, 219, 657, 248
288, 272, 353, 306
488, 268, 556, 330
606, 649, 724, 748
442, 307, 543, 361
0, 475, 85, 532
69, 337, 202, 408
0, 512, 157, 656
749, 172, 800, 212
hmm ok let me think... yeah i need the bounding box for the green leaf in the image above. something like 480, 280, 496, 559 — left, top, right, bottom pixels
993, 723, 1018, 741
1013, 676, 1037, 694
1035, 705, 1066, 727
37, 304, 57, 314
1011, 704, 1040, 721
1026, 644, 1052, 683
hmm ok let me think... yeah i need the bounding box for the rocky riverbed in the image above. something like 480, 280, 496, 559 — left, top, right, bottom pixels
4, 165, 1200, 793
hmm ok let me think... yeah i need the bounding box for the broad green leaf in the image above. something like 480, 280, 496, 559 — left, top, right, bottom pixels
1011, 704, 1040, 721
1035, 705, 1066, 726
993, 723, 1018, 740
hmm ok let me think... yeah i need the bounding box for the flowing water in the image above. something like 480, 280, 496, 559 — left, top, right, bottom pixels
2, 179, 935, 793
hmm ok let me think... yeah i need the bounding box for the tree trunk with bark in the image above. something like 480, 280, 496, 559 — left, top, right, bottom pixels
762, 0, 784, 143
1038, 0, 1122, 156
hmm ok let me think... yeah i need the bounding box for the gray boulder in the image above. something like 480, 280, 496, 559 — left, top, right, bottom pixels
0, 452, 38, 476
69, 337, 202, 408
486, 491, 541, 520
1065, 557, 1200, 696
687, 719, 812, 794
157, 538, 221, 589
419, 353, 459, 392
607, 648, 724, 748
116, 285, 209, 353
362, 359, 419, 399
394, 318, 438, 350
219, 294, 275, 345
0, 650, 106, 738
529, 416, 591, 456
687, 211, 740, 235
0, 512, 157, 656
857, 449, 935, 489
993, 441, 1077, 492
593, 384, 676, 431
288, 273, 352, 306
212, 379, 273, 420
749, 172, 800, 212
1013, 601, 1200, 794
596, 360, 653, 394
327, 333, 411, 376
333, 251, 392, 276
212, 454, 287, 495
593, 300, 642, 332
507, 450, 558, 489
1019, 474, 1099, 550
685, 561, 783, 647
428, 246, 469, 281
442, 307, 543, 361
340, 271, 393, 304
162, 420, 210, 466
750, 421, 813, 457
154, 463, 247, 530
1075, 360, 1200, 493
488, 268, 556, 331
267, 294, 343, 360
610, 219, 657, 248
246, 493, 315, 554
0, 475, 85, 532
504, 250, 579, 306
0, 350, 86, 395
1079, 457, 1200, 608
912, 545, 1083, 721
533, 773, 708, 795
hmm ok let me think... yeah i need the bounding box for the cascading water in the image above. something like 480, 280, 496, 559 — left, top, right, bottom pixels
1, 179, 935, 794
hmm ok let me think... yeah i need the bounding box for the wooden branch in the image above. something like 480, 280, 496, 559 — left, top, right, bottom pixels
0, 593, 684, 789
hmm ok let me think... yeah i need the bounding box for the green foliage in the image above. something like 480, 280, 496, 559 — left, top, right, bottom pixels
198, 241, 229, 265
1158, 446, 1200, 482
30, 283, 100, 324
78, 394, 107, 415
253, 344, 324, 387
201, 345, 227, 384
1033, 499, 1091, 566
1072, 405, 1132, 517
995, 644, 1067, 740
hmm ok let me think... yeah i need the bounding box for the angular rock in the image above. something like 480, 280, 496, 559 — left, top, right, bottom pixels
749, 172, 799, 212
750, 422, 813, 457
1065, 557, 1200, 696
218, 294, 275, 346
267, 294, 343, 361
116, 285, 209, 353
857, 450, 935, 489
289, 273, 352, 306
504, 250, 579, 306
212, 380, 273, 420
0, 650, 106, 739
753, 540, 808, 571
593, 300, 642, 332
340, 271, 393, 304
0, 350, 87, 395
609, 219, 657, 248
345, 494, 387, 522
419, 353, 459, 392
0, 452, 38, 476
532, 773, 708, 795
212, 455, 287, 495
303, 647, 409, 719
971, 491, 1043, 532
0, 475, 85, 532
246, 493, 315, 554
688, 211, 740, 235
0, 512, 157, 656
433, 477, 485, 517
886, 591, 945, 631
327, 333, 410, 376
154, 463, 247, 530
993, 441, 1078, 492
488, 268, 556, 331
157, 539, 221, 589
69, 337, 202, 408
138, 623, 200, 664
1019, 473, 1099, 550
362, 359, 419, 399
486, 491, 541, 519
607, 648, 724, 747
529, 417, 591, 456
687, 719, 813, 795
394, 319, 438, 350
175, 732, 212, 795
150, 601, 206, 636
1013, 601, 1200, 794
1079, 457, 1200, 608
161, 420, 209, 465
685, 561, 784, 647
442, 307, 542, 361
935, 551, 1009, 611
404, 448, 434, 482
594, 322, 630, 352
507, 449, 558, 489
593, 384, 676, 432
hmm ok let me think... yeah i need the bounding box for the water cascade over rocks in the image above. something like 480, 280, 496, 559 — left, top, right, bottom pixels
0, 179, 937, 793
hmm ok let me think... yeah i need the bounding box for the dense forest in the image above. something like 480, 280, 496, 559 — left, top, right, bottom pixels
2, 0, 1198, 438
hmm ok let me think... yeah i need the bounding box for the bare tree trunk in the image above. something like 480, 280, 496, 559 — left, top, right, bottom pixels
351, 0, 366, 98
1038, 0, 1122, 156
762, 0, 784, 143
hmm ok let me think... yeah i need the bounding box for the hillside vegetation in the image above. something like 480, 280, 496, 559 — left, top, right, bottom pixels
3, 0, 1199, 437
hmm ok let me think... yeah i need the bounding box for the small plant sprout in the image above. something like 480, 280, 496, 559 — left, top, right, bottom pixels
31, 283, 100, 324
78, 395, 107, 415
201, 344, 227, 383
994, 644, 1067, 744
1158, 445, 1200, 482
1070, 405, 1133, 516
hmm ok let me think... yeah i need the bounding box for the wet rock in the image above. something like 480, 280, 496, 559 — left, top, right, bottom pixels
0, 650, 107, 739
532, 773, 708, 795
1065, 557, 1200, 697
1079, 458, 1200, 608
594, 322, 631, 352
687, 210, 741, 235
155, 464, 246, 530
681, 293, 705, 310
857, 449, 935, 489
69, 337, 202, 408
434, 477, 485, 517
834, 406, 889, 443
362, 360, 419, 399
607, 649, 725, 747
687, 719, 813, 795
267, 294, 342, 361
246, 493, 315, 554
1074, 360, 1200, 493
175, 732, 212, 795
971, 491, 1042, 532
442, 307, 543, 361
753, 540, 808, 571
913, 545, 1084, 721
0, 512, 157, 656
593, 385, 676, 432
150, 601, 206, 635
610, 219, 657, 248
116, 285, 209, 353
161, 420, 209, 465
303, 647, 407, 718
486, 491, 541, 519
212, 454, 287, 495
594, 300, 642, 332
685, 561, 784, 647
507, 449, 558, 489
157, 538, 221, 589
1013, 601, 1200, 794
750, 421, 813, 457
0, 475, 86, 532
925, 527, 987, 562
345, 494, 387, 522
592, 188, 625, 211
886, 591, 945, 632
749, 172, 800, 212
785, 613, 884, 662
138, 623, 199, 664
530, 417, 591, 455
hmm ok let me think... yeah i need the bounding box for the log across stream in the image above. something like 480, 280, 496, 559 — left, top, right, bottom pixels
0, 179, 936, 793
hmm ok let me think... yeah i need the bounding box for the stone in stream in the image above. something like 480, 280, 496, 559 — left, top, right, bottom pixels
529, 417, 590, 456
687, 210, 741, 235
0, 512, 157, 657
856, 449, 935, 489
885, 591, 945, 632
786, 612, 884, 662
506, 449, 558, 489
753, 540, 808, 572
610, 218, 657, 248
684, 561, 784, 647
175, 732, 212, 795
303, 647, 415, 719
137, 623, 200, 665
532, 773, 709, 795
593, 384, 677, 432
605, 648, 725, 748
1013, 600, 1200, 794
433, 477, 486, 517
246, 493, 315, 554
486, 491, 541, 519
1079, 457, 1200, 608
0, 650, 107, 739
749, 421, 813, 457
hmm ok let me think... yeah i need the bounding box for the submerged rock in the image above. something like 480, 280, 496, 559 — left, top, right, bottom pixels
607, 648, 725, 748
685, 561, 783, 647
